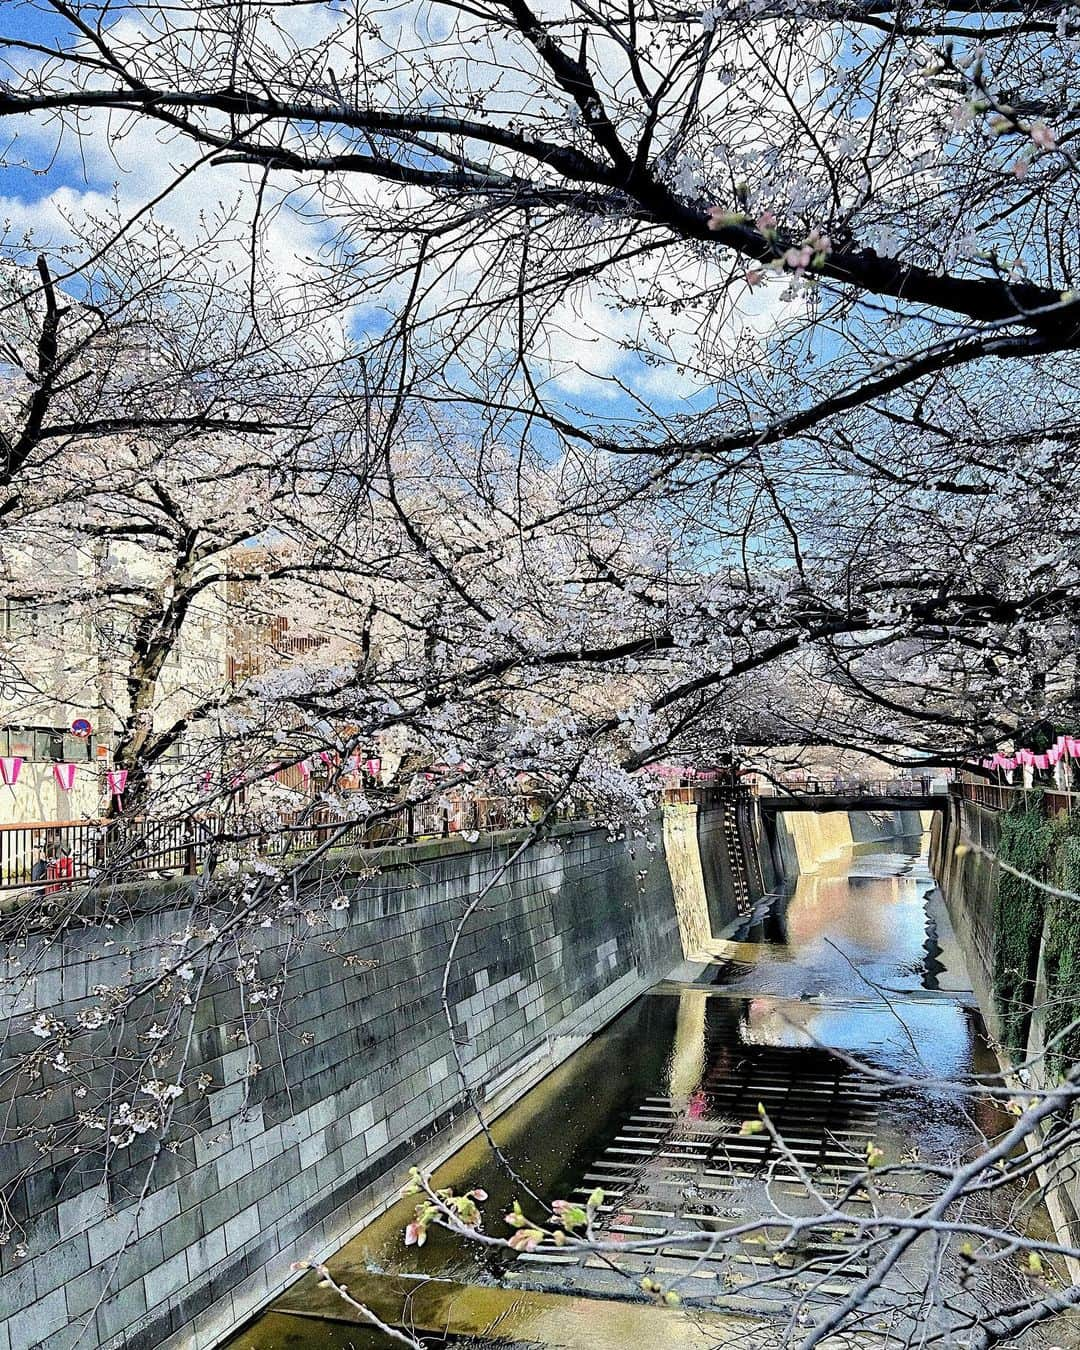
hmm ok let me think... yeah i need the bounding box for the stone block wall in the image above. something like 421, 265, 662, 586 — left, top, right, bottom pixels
0, 817, 681, 1350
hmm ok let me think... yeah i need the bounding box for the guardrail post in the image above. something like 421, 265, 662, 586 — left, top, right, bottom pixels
183, 819, 198, 876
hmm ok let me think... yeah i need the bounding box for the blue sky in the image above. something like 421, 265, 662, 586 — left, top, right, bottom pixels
1, 1, 815, 435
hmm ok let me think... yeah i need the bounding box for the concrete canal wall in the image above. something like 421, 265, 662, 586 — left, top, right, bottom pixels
662, 795, 765, 943
930, 794, 1080, 1272
1, 794, 910, 1350
767, 808, 931, 881
929, 797, 1001, 1027
0, 818, 683, 1350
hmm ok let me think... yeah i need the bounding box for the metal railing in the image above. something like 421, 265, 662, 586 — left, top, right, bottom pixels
953, 781, 1075, 817
754, 777, 943, 798
661, 782, 747, 806
0, 793, 575, 893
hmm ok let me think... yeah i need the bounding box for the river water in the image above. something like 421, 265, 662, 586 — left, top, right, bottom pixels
224, 829, 1066, 1350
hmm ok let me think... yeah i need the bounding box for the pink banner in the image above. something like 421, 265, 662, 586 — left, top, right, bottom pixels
107, 769, 128, 798
0, 756, 22, 787
53, 762, 76, 791
319, 750, 334, 766
298, 760, 311, 779
1034, 753, 1050, 770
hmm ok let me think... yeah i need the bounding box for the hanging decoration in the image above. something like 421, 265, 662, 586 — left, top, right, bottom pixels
0, 756, 22, 787
53, 762, 77, 790
107, 769, 128, 798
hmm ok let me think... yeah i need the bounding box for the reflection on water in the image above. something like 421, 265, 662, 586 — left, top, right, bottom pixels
224, 832, 1059, 1350
723, 838, 959, 999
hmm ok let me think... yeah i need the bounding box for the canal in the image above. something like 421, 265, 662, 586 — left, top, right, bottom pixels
223, 824, 1062, 1350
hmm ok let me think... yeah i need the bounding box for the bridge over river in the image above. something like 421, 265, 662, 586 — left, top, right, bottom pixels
754, 776, 948, 815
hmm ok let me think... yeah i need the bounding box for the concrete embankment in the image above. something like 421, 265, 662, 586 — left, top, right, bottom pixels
929, 796, 1001, 1027
765, 807, 931, 883
0, 820, 683, 1350
0, 795, 935, 1350
931, 794, 1080, 1275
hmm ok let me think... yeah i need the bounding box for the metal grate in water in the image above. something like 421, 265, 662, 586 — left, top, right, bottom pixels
507, 1043, 884, 1310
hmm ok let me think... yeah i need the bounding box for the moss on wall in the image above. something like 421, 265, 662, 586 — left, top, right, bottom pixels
1040, 815, 1080, 1075
991, 799, 1080, 1072
993, 802, 1054, 1054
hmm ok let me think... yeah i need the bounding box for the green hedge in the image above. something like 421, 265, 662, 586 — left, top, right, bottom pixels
992, 799, 1080, 1074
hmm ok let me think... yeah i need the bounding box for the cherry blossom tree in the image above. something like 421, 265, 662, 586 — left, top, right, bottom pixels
1, 0, 1076, 774
0, 4, 1079, 1347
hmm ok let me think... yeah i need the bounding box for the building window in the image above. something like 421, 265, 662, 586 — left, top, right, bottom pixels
0, 726, 96, 762
0, 599, 27, 637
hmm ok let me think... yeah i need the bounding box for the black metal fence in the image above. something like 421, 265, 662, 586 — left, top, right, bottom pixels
0, 794, 573, 893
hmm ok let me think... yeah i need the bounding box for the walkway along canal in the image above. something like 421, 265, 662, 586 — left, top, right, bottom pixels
224, 817, 1068, 1350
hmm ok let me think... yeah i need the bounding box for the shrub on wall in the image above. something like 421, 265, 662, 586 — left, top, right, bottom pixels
993, 801, 1053, 1055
